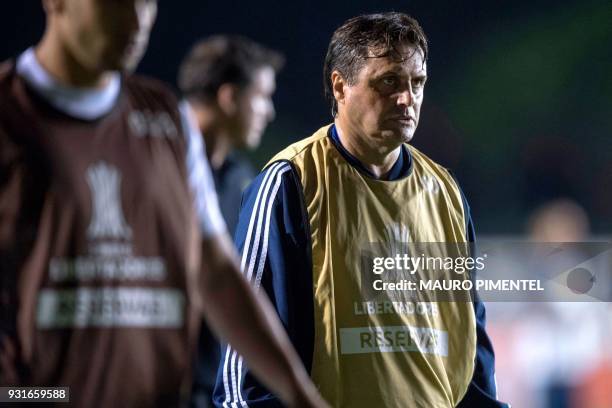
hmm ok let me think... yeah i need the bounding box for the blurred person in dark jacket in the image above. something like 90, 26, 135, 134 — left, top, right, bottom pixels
179, 35, 283, 235
178, 35, 284, 407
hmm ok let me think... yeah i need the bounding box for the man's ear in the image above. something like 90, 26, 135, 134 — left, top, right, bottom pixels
331, 70, 347, 110
216, 83, 239, 116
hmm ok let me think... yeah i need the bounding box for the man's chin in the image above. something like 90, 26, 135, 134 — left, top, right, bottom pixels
98, 56, 131, 74
380, 129, 414, 145
120, 55, 143, 74
244, 132, 263, 150
232, 138, 256, 151
109, 49, 146, 73
400, 132, 415, 144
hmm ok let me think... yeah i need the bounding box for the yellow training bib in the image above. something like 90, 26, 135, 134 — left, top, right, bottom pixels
268, 125, 476, 407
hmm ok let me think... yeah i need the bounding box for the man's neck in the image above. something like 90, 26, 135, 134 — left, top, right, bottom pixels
190, 102, 232, 170
334, 120, 401, 179
36, 32, 111, 89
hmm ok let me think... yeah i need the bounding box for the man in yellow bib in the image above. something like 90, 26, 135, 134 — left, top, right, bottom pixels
214, 12, 509, 408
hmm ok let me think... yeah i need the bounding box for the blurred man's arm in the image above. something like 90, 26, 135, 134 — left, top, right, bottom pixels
200, 232, 321, 407
213, 162, 315, 407
0, 125, 22, 386
179, 103, 325, 407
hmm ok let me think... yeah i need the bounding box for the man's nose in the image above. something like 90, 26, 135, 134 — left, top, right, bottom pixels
396, 88, 413, 107
267, 101, 276, 122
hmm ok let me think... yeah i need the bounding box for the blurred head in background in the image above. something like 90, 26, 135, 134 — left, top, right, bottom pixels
527, 198, 590, 242
179, 35, 284, 167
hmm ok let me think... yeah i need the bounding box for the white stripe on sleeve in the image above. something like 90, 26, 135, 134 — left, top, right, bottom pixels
223, 162, 291, 407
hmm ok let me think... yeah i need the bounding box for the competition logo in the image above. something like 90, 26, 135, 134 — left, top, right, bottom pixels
86, 162, 132, 240
39, 161, 179, 329
383, 222, 412, 254
359, 222, 417, 303
420, 174, 440, 194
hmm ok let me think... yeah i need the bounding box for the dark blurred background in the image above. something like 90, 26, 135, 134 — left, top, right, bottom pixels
2, 2, 611, 407
3, 1, 611, 234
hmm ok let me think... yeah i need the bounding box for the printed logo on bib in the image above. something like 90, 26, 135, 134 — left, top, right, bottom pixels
37, 288, 184, 328
382, 222, 412, 255
358, 222, 419, 306
86, 162, 132, 240
339, 326, 448, 356
420, 174, 440, 194
40, 162, 181, 329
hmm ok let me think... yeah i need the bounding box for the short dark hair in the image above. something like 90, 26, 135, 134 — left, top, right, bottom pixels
179, 35, 285, 102
323, 12, 428, 116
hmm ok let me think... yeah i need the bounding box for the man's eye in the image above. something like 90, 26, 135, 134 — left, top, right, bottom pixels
382, 77, 397, 86
412, 79, 426, 89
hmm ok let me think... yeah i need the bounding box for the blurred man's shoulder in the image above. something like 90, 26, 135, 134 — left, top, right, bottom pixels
0, 60, 22, 127
123, 73, 181, 107
0, 60, 17, 96
0, 60, 14, 80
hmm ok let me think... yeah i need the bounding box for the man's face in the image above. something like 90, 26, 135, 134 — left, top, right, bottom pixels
230, 66, 277, 149
336, 43, 427, 148
57, 0, 157, 72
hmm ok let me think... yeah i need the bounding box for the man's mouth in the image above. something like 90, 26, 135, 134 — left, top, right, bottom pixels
390, 116, 415, 124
